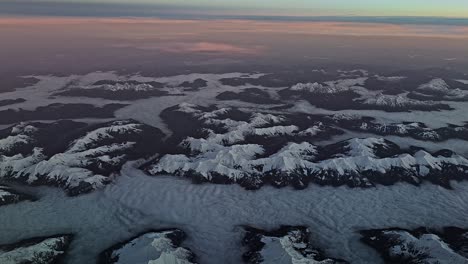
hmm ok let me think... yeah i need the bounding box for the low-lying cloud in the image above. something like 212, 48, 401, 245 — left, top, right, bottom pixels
114, 41, 265, 55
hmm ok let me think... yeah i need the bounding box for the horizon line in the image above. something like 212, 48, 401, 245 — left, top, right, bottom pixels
2, 14, 468, 26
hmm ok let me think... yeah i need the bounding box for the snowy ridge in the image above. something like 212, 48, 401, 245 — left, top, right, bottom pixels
150, 104, 468, 189
0, 235, 72, 264
330, 114, 468, 142
243, 226, 347, 264
255, 142, 318, 173
338, 138, 390, 158
54, 79, 180, 100
414, 78, 468, 101
330, 113, 361, 121
253, 125, 299, 137
150, 134, 468, 189
99, 83, 156, 92
361, 93, 440, 108
419, 78, 452, 93
374, 75, 406, 82
361, 227, 468, 264
0, 134, 32, 154
100, 229, 196, 264
360, 122, 439, 139
282, 76, 452, 111
174, 104, 333, 150
290, 77, 367, 94
67, 121, 142, 153
0, 120, 163, 195
0, 123, 37, 155
176, 104, 297, 147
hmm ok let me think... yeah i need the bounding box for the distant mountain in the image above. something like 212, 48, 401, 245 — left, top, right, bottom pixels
361, 227, 468, 264
99, 229, 196, 264
243, 226, 348, 264
0, 235, 73, 264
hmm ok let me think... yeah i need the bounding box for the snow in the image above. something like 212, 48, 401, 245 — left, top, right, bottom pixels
254, 125, 299, 137
0, 186, 20, 204
100, 83, 156, 92
2, 164, 468, 264
419, 78, 451, 92
298, 124, 324, 137
153, 144, 264, 180
0, 142, 131, 189
331, 113, 361, 121
317, 148, 467, 177
374, 75, 406, 82
0, 123, 38, 154
177, 105, 290, 147
0, 236, 69, 264
0, 120, 147, 193
340, 138, 388, 158
0, 69, 468, 264
250, 113, 286, 127
10, 123, 38, 135
291, 99, 468, 129
154, 141, 316, 180
154, 105, 324, 179
359, 121, 439, 139
109, 231, 195, 264
362, 93, 438, 108
150, 99, 468, 186
0, 135, 31, 153
151, 135, 468, 185
418, 79, 468, 100
259, 236, 315, 264
376, 230, 467, 264
290, 78, 367, 93
248, 227, 342, 264
67, 121, 142, 153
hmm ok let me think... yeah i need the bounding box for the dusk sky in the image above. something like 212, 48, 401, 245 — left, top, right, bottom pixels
2, 0, 468, 18
2, 0, 468, 76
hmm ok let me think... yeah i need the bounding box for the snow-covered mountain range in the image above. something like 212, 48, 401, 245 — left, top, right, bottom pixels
242, 226, 347, 264
99, 229, 197, 264
0, 235, 73, 264
148, 103, 468, 189
361, 227, 468, 264
0, 120, 164, 195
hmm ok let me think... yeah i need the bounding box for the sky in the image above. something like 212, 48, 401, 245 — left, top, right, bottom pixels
1, 0, 468, 18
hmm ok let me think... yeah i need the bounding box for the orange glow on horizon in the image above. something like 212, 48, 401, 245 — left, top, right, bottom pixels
1, 16, 468, 40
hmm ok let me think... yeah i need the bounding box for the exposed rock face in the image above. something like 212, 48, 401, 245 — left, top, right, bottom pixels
0, 185, 34, 206
242, 226, 348, 264
0, 120, 164, 195
330, 114, 468, 142
55, 78, 208, 100
0, 235, 73, 264
54, 80, 180, 100
409, 78, 468, 101
361, 227, 468, 264
279, 77, 452, 112
99, 229, 197, 264
357, 93, 451, 111
148, 104, 468, 190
